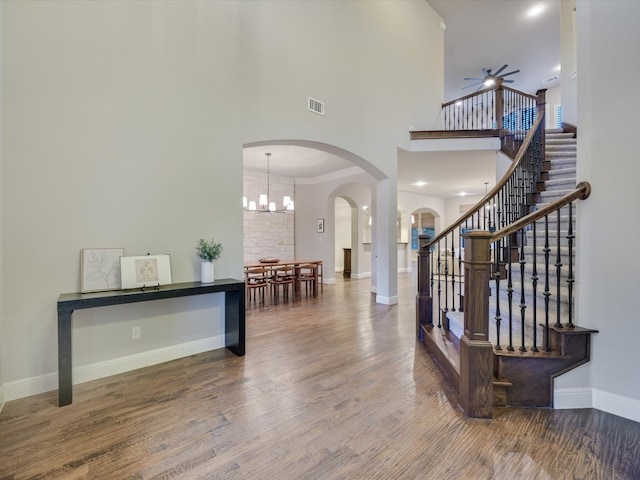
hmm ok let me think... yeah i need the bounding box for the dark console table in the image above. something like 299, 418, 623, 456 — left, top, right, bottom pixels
57, 279, 245, 407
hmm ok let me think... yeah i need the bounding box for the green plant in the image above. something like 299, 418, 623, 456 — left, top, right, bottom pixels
196, 238, 223, 262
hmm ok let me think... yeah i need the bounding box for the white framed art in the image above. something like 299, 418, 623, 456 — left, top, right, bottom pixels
81, 248, 125, 293
120, 254, 172, 289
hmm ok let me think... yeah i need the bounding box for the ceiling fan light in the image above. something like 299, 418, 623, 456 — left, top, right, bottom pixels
484, 78, 495, 87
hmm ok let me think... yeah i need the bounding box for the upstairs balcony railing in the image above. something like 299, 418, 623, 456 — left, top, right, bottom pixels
439, 81, 546, 158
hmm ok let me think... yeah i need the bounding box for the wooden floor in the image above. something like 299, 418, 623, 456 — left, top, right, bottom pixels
1, 273, 639, 479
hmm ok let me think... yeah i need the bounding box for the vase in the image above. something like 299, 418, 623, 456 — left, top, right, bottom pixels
201, 260, 214, 283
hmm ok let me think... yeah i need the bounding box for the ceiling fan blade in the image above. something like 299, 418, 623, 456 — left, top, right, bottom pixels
503, 79, 514, 83
493, 64, 508, 76
464, 77, 484, 81
462, 81, 484, 89
500, 70, 520, 77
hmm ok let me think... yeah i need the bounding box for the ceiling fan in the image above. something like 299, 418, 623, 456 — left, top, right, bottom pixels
463, 64, 520, 90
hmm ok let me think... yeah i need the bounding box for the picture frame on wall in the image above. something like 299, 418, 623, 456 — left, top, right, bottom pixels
316, 218, 325, 233
81, 248, 125, 293
120, 254, 172, 290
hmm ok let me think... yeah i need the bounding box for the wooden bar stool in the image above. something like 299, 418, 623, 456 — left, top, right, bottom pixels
270, 266, 294, 304
245, 267, 269, 306
297, 263, 318, 297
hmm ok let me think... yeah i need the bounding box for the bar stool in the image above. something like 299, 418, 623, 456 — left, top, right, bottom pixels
270, 266, 294, 304
297, 263, 318, 297
245, 267, 269, 305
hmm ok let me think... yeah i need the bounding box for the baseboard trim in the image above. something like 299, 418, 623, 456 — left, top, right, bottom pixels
592, 388, 640, 424
323, 277, 336, 285
352, 272, 371, 279
0, 385, 5, 414
3, 335, 224, 402
555, 387, 640, 423
376, 294, 398, 305
554, 387, 593, 409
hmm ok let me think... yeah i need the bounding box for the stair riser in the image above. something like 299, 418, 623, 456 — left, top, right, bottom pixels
545, 179, 576, 190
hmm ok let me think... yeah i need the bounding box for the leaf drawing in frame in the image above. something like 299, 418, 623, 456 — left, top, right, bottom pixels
81, 248, 124, 293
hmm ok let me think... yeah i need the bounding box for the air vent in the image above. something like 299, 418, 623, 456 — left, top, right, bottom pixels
542, 75, 559, 85
308, 97, 325, 116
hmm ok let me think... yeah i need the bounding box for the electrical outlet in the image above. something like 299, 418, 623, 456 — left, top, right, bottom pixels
131, 326, 141, 340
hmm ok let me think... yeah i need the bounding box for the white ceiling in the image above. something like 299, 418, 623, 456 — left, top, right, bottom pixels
243, 1, 560, 200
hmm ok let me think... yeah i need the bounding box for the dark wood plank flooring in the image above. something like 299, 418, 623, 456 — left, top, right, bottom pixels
1, 273, 639, 479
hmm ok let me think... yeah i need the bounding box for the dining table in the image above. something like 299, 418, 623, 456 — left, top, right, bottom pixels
243, 259, 323, 298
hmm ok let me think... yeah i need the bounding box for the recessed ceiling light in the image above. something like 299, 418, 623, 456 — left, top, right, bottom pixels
527, 5, 544, 17
459, 192, 467, 197
555, 64, 562, 72
414, 181, 427, 187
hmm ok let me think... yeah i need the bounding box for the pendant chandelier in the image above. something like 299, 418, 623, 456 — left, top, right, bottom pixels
243, 152, 294, 213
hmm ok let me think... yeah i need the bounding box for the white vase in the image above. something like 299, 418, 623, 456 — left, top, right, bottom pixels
201, 260, 214, 283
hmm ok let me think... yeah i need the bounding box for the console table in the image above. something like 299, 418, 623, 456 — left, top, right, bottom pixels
57, 279, 245, 407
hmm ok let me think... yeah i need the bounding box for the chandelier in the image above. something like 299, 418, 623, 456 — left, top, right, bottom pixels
243, 152, 294, 213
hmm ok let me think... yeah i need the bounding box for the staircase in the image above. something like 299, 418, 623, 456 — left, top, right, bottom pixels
445, 128, 597, 409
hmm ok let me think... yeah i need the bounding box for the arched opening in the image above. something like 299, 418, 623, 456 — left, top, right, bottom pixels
242, 140, 393, 303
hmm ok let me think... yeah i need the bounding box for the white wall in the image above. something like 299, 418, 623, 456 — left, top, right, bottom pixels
334, 198, 351, 272
1, 1, 444, 399
560, 0, 578, 126
545, 86, 561, 129
0, 1, 4, 409
560, 0, 640, 422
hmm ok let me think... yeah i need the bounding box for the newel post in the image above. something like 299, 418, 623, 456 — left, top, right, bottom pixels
494, 83, 504, 131
416, 234, 433, 341
460, 231, 493, 418
536, 88, 547, 154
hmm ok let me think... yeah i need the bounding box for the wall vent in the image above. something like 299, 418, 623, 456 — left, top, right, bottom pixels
308, 97, 325, 116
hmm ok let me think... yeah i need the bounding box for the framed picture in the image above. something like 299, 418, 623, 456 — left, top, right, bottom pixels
316, 218, 325, 233
81, 248, 125, 293
120, 254, 172, 290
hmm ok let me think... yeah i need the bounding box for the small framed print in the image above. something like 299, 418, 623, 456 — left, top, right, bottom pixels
316, 218, 325, 233
81, 248, 125, 293
120, 254, 172, 290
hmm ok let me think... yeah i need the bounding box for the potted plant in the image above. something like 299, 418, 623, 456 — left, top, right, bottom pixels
196, 238, 223, 283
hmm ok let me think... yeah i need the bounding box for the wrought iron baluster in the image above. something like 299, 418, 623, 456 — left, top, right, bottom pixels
555, 209, 563, 328
458, 230, 464, 312
567, 202, 575, 328
519, 226, 527, 352
507, 234, 514, 351
450, 233, 456, 312
443, 236, 449, 317
436, 243, 442, 328
494, 237, 502, 350
531, 221, 539, 351
544, 215, 551, 352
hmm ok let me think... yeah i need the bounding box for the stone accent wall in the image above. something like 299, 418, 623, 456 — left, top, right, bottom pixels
243, 170, 295, 262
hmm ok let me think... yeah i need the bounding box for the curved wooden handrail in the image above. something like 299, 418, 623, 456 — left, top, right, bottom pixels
502, 85, 537, 101
442, 85, 495, 108
490, 181, 591, 242
426, 113, 545, 248
442, 84, 537, 109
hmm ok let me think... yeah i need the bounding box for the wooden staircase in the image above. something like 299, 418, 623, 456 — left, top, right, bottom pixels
443, 128, 597, 410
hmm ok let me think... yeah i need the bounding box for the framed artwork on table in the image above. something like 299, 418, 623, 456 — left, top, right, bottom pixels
81, 248, 125, 293
316, 218, 325, 233
120, 254, 172, 290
